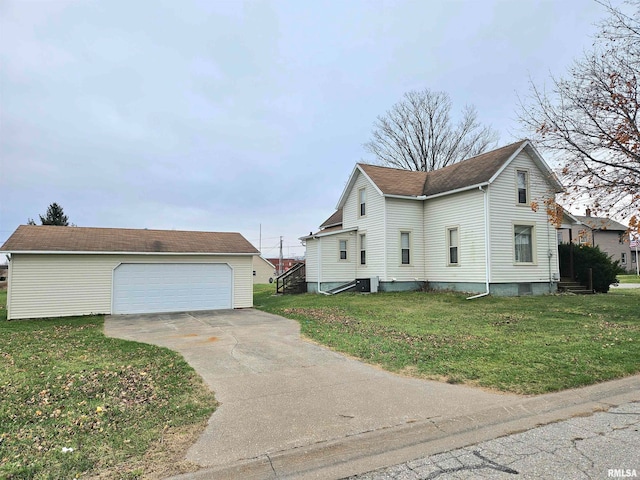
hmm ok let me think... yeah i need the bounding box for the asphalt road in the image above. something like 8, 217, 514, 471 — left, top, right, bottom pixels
348, 401, 640, 480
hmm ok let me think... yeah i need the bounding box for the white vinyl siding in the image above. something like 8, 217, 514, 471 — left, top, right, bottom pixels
343, 171, 386, 278
490, 151, 559, 283
305, 239, 318, 282
6, 253, 253, 320
252, 256, 276, 284
315, 233, 357, 283
385, 198, 424, 280
424, 189, 486, 282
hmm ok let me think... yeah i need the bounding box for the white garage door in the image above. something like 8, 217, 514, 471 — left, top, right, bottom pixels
113, 263, 232, 314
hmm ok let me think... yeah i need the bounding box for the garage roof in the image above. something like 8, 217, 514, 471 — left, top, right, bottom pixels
0, 225, 259, 254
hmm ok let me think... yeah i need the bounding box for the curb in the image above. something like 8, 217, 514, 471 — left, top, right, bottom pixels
169, 375, 640, 480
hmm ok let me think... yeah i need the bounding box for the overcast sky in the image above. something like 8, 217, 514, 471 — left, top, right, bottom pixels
1, 0, 608, 258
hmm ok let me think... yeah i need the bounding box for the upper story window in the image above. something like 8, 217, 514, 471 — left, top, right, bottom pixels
360, 234, 366, 265
359, 188, 366, 217
447, 227, 459, 265
339, 239, 347, 260
516, 170, 529, 205
401, 232, 410, 264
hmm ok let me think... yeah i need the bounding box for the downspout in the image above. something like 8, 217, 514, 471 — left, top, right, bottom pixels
383, 199, 387, 283
467, 186, 491, 300
547, 220, 554, 293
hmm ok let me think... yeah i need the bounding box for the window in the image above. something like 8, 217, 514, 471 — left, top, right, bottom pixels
401, 232, 410, 264
514, 225, 534, 263
360, 234, 366, 265
339, 240, 347, 260
447, 227, 459, 265
359, 188, 366, 217
557, 231, 564, 245
516, 170, 528, 205
621, 252, 627, 264
253, 270, 256, 276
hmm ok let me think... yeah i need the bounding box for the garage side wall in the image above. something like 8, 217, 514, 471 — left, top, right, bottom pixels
7, 254, 253, 320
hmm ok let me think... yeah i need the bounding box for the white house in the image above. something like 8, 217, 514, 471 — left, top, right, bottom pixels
252, 256, 276, 284
301, 140, 564, 296
0, 226, 259, 320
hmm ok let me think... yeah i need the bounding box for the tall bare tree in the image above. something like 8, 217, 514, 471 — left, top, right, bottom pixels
518, 0, 640, 230
365, 89, 498, 171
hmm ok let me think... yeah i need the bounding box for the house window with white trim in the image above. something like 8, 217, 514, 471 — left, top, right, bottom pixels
359, 188, 366, 217
516, 170, 529, 205
360, 234, 366, 265
447, 227, 459, 265
621, 252, 627, 265
514, 225, 534, 263
339, 240, 347, 260
401, 232, 410, 265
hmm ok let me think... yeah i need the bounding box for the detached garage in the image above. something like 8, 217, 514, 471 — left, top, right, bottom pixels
0, 225, 259, 320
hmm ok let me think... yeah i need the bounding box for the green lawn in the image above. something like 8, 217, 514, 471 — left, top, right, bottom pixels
0, 291, 216, 479
254, 285, 640, 395
617, 274, 640, 284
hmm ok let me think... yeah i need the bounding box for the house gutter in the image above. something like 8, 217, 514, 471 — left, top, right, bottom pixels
467, 186, 491, 300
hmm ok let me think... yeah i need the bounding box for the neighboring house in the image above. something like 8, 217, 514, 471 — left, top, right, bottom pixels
301, 140, 564, 296
557, 210, 635, 272
267, 258, 303, 275
0, 225, 259, 320
253, 256, 276, 284
0, 264, 7, 289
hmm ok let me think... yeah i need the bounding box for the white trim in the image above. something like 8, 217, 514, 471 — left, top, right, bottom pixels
383, 199, 388, 281
488, 141, 564, 193
399, 230, 412, 266
513, 222, 538, 265
383, 194, 424, 200
336, 165, 384, 209
0, 250, 257, 256
311, 227, 358, 239
445, 225, 460, 266
423, 182, 490, 200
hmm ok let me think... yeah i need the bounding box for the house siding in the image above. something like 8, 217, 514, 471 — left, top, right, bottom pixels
489, 151, 559, 284
305, 239, 319, 282
318, 233, 358, 283
252, 257, 276, 284
7, 253, 253, 320
385, 198, 425, 281
424, 188, 487, 283
343, 171, 386, 279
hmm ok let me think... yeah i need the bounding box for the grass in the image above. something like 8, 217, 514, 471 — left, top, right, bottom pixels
617, 274, 640, 284
254, 285, 640, 395
0, 291, 217, 479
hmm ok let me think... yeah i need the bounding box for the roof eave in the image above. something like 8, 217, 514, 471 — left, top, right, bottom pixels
423, 182, 490, 200
336, 164, 385, 210
0, 250, 258, 256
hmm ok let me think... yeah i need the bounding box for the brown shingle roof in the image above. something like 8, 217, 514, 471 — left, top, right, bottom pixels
357, 140, 527, 198
359, 164, 428, 196
320, 209, 343, 228
574, 216, 628, 231
0, 225, 259, 254
422, 141, 525, 196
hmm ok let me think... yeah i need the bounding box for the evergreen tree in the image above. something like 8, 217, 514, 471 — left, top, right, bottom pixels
28, 203, 70, 226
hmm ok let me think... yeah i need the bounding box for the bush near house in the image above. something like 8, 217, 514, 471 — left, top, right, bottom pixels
558, 243, 624, 293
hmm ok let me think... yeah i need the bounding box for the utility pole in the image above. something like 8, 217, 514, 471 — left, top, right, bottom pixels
279, 236, 284, 275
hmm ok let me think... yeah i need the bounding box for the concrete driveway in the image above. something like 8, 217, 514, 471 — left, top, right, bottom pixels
104, 309, 640, 479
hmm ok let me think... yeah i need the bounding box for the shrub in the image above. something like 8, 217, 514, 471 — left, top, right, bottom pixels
558, 243, 624, 293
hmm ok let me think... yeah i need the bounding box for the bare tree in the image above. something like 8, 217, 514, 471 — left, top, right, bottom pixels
518, 1, 640, 228
365, 89, 498, 171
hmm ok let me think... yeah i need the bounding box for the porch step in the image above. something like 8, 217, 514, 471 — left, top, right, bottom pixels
558, 278, 593, 295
